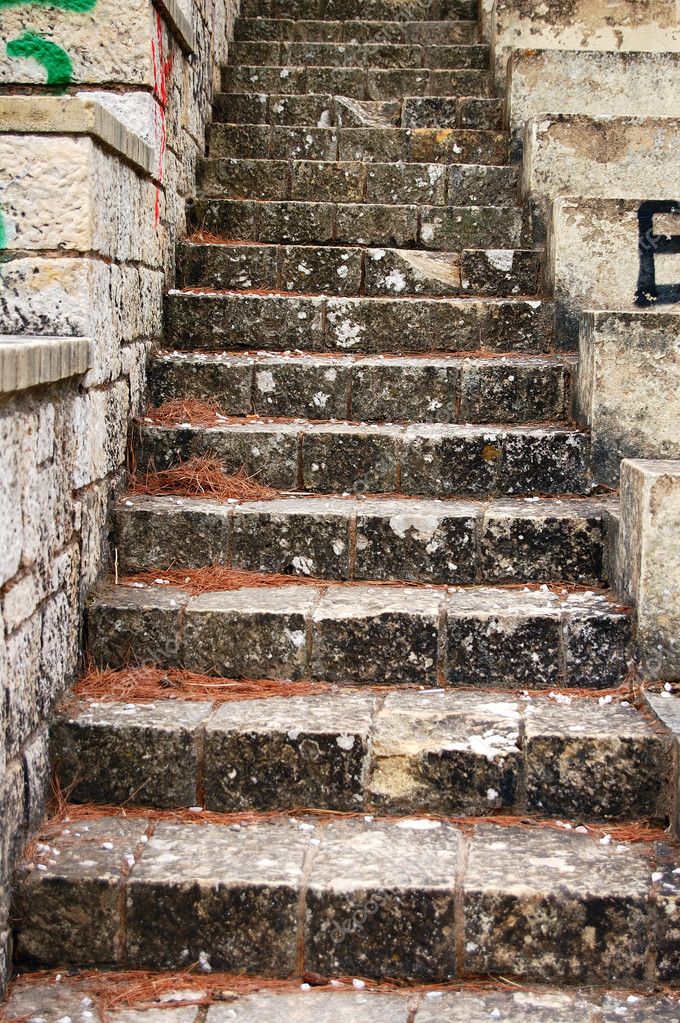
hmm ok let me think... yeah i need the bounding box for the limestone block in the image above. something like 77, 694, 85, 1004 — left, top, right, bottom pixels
72, 378, 130, 488
522, 115, 680, 238
618, 459, 680, 679
491, 0, 680, 87
547, 196, 680, 347
507, 49, 680, 159
4, 613, 42, 761
0, 0, 157, 87
576, 312, 680, 485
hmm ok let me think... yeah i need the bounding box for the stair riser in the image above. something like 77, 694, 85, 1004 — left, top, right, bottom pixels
208, 125, 507, 166
114, 500, 605, 585
221, 65, 489, 99
166, 295, 557, 355
177, 242, 541, 298
240, 0, 478, 21
187, 199, 526, 250
213, 93, 501, 129
51, 698, 667, 819
234, 18, 479, 44
86, 590, 631, 689
136, 423, 591, 497
229, 41, 489, 70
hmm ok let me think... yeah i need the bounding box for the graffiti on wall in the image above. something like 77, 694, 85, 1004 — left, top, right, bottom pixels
6, 30, 73, 85
0, 0, 96, 10
637, 200, 680, 307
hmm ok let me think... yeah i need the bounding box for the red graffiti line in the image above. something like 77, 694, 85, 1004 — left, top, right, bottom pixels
151, 10, 173, 226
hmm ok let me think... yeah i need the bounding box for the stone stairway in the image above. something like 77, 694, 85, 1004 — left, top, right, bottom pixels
10, 0, 680, 1000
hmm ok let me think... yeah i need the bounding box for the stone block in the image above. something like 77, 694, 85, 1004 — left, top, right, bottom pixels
209, 992, 410, 1023
369, 691, 521, 814
350, 356, 460, 421
125, 820, 307, 972
576, 312, 680, 485
183, 587, 318, 680
51, 700, 212, 808
114, 495, 231, 571
335, 203, 419, 247
418, 207, 523, 251
448, 165, 517, 207
15, 817, 148, 966
462, 824, 653, 984
204, 692, 375, 811
310, 585, 443, 684
459, 355, 569, 423
301, 424, 400, 493
363, 249, 460, 298
148, 352, 253, 412
281, 245, 362, 296
618, 459, 680, 679
366, 162, 446, 206
87, 583, 187, 669
305, 819, 460, 981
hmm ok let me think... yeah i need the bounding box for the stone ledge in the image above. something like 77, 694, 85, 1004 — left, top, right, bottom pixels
154, 0, 197, 54
0, 336, 91, 396
0, 97, 154, 178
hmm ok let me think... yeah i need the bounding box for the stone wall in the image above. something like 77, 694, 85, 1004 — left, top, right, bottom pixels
0, 0, 237, 994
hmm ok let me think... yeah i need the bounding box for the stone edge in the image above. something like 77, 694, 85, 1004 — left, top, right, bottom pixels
153, 0, 197, 55
0, 336, 91, 396
0, 96, 155, 178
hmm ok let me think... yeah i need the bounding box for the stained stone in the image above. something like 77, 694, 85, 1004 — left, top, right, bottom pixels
480, 299, 555, 354
652, 844, 680, 983
448, 165, 518, 207
251, 354, 352, 418
203, 692, 375, 811
292, 160, 366, 203
198, 158, 290, 201
499, 428, 590, 495
258, 200, 336, 244
525, 698, 670, 820
301, 423, 400, 493
418, 206, 523, 251
353, 497, 477, 583
350, 356, 460, 421
166, 292, 326, 352
369, 690, 521, 814
148, 353, 253, 412
335, 97, 402, 128
186, 198, 261, 241
114, 495, 231, 571
268, 94, 337, 127
15, 817, 148, 966
446, 586, 562, 687
479, 499, 605, 584
461, 249, 541, 297
51, 700, 212, 808
305, 819, 460, 980
415, 989, 595, 1022
207, 991, 410, 1023
462, 824, 653, 984
280, 245, 362, 295
87, 583, 187, 670
213, 91, 270, 125
183, 586, 318, 680
335, 203, 419, 246
400, 424, 502, 497
459, 98, 503, 131
402, 96, 459, 128
363, 248, 461, 297
231, 498, 352, 578
366, 162, 447, 205
125, 820, 308, 973
562, 597, 633, 687
310, 585, 443, 684
177, 241, 278, 290
459, 356, 569, 424
601, 995, 680, 1023
337, 127, 409, 163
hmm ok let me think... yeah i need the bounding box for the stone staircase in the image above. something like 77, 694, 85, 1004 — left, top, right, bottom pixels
9, 0, 680, 1001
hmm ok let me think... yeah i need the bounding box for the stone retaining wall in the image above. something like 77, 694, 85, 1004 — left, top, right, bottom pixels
0, 0, 237, 994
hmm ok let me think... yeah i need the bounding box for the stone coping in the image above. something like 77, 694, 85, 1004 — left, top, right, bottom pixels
0, 97, 155, 177
154, 0, 197, 55
0, 336, 91, 396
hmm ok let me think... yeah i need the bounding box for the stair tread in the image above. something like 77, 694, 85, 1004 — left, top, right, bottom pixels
14, 811, 674, 983
52, 687, 666, 819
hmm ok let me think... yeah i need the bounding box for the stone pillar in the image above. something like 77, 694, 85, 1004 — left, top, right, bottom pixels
619, 459, 680, 680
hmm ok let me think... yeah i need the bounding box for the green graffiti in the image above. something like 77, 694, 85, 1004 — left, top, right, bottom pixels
6, 30, 73, 86
0, 0, 96, 10
0, 209, 6, 251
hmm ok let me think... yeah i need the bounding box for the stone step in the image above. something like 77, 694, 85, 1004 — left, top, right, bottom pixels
13, 814, 677, 984
196, 159, 512, 206
165, 293, 557, 355
135, 421, 591, 497
213, 92, 502, 130
114, 493, 607, 585
5, 981, 680, 1023
87, 581, 630, 687
177, 241, 540, 298
52, 690, 668, 819
150, 352, 571, 424
240, 0, 478, 21
221, 65, 489, 100
187, 198, 525, 250
228, 41, 489, 71
234, 17, 480, 45
207, 123, 507, 166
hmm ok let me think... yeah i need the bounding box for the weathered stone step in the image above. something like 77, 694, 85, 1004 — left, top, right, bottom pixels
165, 293, 556, 355
197, 159, 511, 207
150, 352, 571, 424
135, 421, 591, 497
213, 92, 502, 130
17, 813, 669, 983
52, 690, 667, 819
5, 981, 680, 1023
234, 17, 479, 45
207, 123, 506, 166
88, 580, 630, 688
221, 65, 489, 101
187, 198, 525, 250
240, 0, 478, 22
114, 493, 607, 584
228, 41, 489, 71
177, 241, 540, 297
